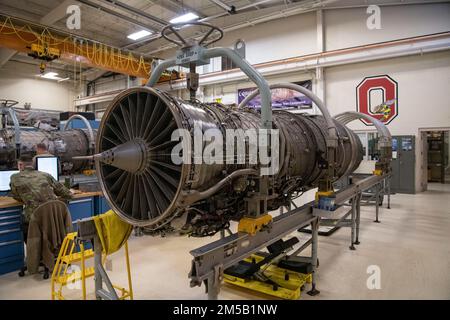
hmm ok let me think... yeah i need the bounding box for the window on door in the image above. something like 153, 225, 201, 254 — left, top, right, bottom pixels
356, 132, 380, 161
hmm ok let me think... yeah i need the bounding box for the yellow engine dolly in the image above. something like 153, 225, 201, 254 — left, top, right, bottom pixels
224, 254, 312, 300
238, 214, 272, 235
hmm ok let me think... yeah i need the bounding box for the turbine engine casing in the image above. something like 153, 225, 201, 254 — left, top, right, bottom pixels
96, 87, 363, 236
0, 128, 96, 172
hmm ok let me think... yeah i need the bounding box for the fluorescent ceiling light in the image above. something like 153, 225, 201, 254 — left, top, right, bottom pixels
36, 72, 70, 82
41, 72, 59, 79
170, 12, 199, 24
127, 30, 152, 41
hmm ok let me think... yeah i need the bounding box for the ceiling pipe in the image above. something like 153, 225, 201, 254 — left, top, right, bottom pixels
74, 32, 450, 107
76, 0, 156, 32
158, 34, 450, 89
200, 0, 278, 22
314, 0, 450, 11
122, 0, 328, 52
101, 0, 168, 29
239, 0, 277, 11
146, 0, 340, 55
141, 0, 444, 55
161, 0, 205, 19
208, 0, 236, 13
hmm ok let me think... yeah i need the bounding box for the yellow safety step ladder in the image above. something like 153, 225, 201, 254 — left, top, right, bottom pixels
51, 232, 133, 300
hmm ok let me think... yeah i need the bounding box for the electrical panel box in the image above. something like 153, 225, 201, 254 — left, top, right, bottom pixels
391, 135, 416, 194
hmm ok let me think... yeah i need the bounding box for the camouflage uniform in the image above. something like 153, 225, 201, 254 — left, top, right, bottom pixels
10, 168, 73, 223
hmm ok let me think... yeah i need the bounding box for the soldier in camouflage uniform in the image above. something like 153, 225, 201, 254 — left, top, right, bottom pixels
10, 154, 73, 240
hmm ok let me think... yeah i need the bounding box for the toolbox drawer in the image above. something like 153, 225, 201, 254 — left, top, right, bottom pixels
0, 240, 24, 260
0, 254, 24, 275
0, 217, 21, 233
0, 229, 22, 243
0, 207, 22, 218
0, 206, 24, 275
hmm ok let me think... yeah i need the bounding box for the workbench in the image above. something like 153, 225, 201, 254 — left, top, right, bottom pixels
0, 191, 111, 275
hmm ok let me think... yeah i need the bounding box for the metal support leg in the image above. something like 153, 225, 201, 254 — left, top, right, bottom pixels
387, 178, 391, 209
349, 196, 357, 250
354, 193, 361, 245
289, 200, 296, 209
124, 242, 133, 300
97, 264, 120, 300
307, 218, 320, 296
93, 235, 103, 300
207, 276, 219, 300
93, 234, 120, 300
374, 184, 381, 223
80, 242, 87, 300
206, 264, 223, 300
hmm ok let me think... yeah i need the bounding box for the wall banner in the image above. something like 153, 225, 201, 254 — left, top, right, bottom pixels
237, 80, 313, 109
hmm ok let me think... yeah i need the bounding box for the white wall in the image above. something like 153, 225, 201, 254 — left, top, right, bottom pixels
325, 51, 450, 192
156, 11, 318, 67
325, 3, 450, 51
215, 12, 318, 65
325, 51, 450, 134
161, 3, 450, 74
0, 61, 76, 111
93, 75, 141, 95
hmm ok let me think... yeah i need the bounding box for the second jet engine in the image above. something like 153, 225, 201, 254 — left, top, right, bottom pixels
0, 128, 96, 173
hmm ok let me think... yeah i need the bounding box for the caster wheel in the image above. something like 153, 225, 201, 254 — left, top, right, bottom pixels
18, 270, 25, 277
43, 272, 49, 280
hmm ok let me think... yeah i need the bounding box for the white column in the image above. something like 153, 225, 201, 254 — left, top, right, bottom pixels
314, 10, 326, 114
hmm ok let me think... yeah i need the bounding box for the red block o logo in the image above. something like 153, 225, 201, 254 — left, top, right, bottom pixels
356, 75, 398, 125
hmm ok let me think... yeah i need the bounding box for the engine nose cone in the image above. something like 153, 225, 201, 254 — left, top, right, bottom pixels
98, 140, 147, 174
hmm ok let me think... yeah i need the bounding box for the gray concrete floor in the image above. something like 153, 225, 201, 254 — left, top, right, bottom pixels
0, 183, 449, 300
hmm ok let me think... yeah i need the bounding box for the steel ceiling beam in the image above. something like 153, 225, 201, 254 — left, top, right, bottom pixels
40, 0, 77, 25
0, 48, 17, 67
0, 21, 154, 78
76, 0, 156, 32
208, 0, 236, 13
159, 0, 205, 18
101, 0, 168, 29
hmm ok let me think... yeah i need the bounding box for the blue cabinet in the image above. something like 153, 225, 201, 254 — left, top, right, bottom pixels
68, 197, 95, 251
0, 195, 98, 275
94, 196, 111, 215
68, 197, 95, 231
0, 206, 24, 275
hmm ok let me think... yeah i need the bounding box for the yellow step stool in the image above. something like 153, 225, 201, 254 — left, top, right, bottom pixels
51, 232, 133, 300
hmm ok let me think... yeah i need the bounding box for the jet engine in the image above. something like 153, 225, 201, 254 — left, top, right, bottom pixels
94, 87, 363, 236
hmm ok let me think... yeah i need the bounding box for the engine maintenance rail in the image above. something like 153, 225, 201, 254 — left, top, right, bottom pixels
189, 203, 319, 300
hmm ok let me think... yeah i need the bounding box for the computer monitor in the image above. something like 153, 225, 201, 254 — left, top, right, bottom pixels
0, 170, 19, 192
36, 156, 59, 181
